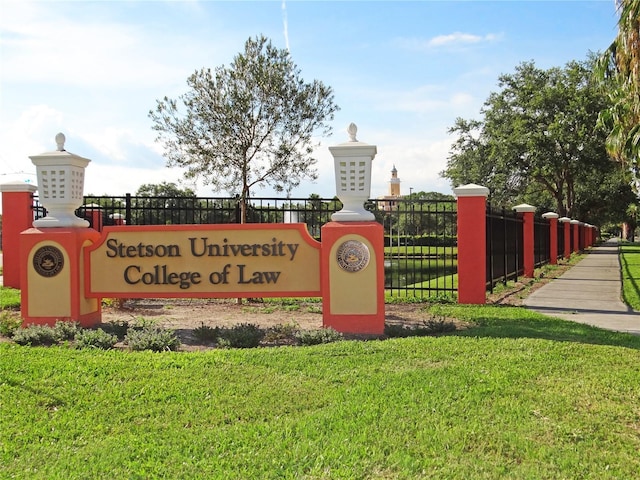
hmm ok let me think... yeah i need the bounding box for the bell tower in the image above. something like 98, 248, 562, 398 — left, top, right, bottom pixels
389, 165, 401, 197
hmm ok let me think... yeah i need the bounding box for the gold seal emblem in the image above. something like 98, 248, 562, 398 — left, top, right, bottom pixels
336, 240, 370, 272
33, 246, 64, 278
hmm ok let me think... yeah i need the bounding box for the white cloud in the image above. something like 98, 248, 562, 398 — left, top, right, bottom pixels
429, 32, 502, 48
396, 32, 503, 51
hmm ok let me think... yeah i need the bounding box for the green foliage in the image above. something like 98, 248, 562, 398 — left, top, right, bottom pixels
53, 321, 81, 341
0, 311, 22, 337
216, 323, 264, 348
442, 56, 631, 225
263, 322, 300, 343
192, 323, 221, 343
306, 305, 322, 314
149, 34, 339, 222
125, 326, 181, 352
595, 0, 640, 173
12, 324, 59, 346
75, 328, 118, 350
101, 320, 131, 340
295, 327, 343, 345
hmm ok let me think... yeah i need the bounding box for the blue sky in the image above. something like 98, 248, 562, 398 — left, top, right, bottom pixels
0, 0, 619, 201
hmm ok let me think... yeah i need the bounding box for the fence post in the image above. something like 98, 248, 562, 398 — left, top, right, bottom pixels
559, 217, 571, 258
542, 212, 559, 265
513, 204, 536, 277
571, 220, 580, 253
0, 181, 38, 288
453, 183, 489, 304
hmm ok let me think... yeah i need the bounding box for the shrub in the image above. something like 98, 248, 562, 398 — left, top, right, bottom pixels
75, 329, 118, 350
125, 326, 181, 352
193, 324, 220, 343
295, 328, 343, 346
422, 317, 456, 333
384, 323, 414, 338
101, 320, 131, 340
54, 321, 81, 341
263, 323, 299, 342
0, 311, 22, 337
217, 323, 264, 348
12, 325, 60, 346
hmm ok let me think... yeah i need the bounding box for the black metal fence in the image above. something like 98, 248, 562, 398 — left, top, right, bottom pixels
534, 217, 550, 267
30, 194, 567, 299
33, 195, 458, 299
557, 221, 565, 259
486, 205, 523, 291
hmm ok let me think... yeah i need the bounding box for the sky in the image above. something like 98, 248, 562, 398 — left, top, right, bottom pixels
0, 0, 621, 204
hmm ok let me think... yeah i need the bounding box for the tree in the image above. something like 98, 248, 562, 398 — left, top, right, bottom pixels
133, 182, 198, 225
596, 0, 640, 177
442, 57, 631, 224
149, 35, 339, 223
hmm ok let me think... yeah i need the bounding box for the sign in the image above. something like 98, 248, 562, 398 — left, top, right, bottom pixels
84, 224, 321, 298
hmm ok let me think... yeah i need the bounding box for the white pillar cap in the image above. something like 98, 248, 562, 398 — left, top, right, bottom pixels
542, 212, 559, 219
513, 203, 536, 213
0, 181, 38, 193
452, 183, 489, 198
558, 217, 572, 223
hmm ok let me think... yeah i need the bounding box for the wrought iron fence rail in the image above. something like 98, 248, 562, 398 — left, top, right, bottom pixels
486, 205, 523, 291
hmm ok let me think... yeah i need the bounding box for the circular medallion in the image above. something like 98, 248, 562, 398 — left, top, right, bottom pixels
33, 245, 64, 278
336, 240, 370, 273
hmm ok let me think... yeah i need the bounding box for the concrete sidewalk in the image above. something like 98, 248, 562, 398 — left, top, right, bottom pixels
523, 239, 640, 335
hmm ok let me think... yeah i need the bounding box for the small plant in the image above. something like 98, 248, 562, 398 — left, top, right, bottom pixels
0, 311, 22, 337
12, 325, 60, 346
75, 329, 118, 350
54, 321, 81, 341
306, 305, 322, 314
384, 323, 414, 338
101, 320, 130, 340
421, 317, 456, 333
125, 326, 181, 352
217, 323, 264, 348
193, 323, 220, 343
295, 328, 343, 346
263, 322, 299, 342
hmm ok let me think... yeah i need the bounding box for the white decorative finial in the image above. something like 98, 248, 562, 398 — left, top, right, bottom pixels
347, 123, 358, 142
55, 132, 66, 151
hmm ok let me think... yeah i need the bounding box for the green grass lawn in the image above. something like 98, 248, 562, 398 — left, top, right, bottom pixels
2, 306, 639, 479
2, 246, 639, 478
0, 287, 20, 309
620, 242, 640, 310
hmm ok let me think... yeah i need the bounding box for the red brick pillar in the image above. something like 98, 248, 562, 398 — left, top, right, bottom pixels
542, 212, 559, 265
453, 184, 489, 304
571, 220, 580, 253
514, 204, 536, 277
0, 182, 38, 288
559, 217, 571, 259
